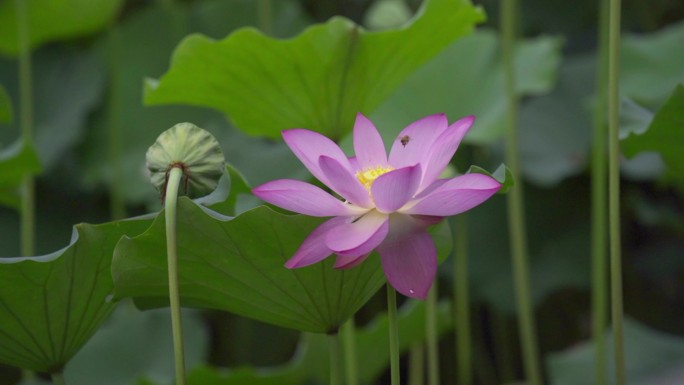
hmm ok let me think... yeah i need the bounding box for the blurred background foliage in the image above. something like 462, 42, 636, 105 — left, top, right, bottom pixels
0, 0, 683, 384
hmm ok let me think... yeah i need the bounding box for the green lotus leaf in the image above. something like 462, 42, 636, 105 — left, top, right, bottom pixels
112, 198, 452, 333
0, 218, 150, 372
143, 0, 484, 139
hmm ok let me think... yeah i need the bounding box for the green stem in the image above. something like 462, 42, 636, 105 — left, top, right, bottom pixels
409, 344, 425, 385
257, 0, 273, 35
607, 0, 625, 382
165, 167, 187, 385
592, 0, 610, 383
342, 319, 359, 385
387, 285, 401, 385
15, 0, 35, 258
501, 0, 542, 384
51, 371, 66, 385
106, 27, 125, 220
453, 216, 472, 385
426, 286, 439, 385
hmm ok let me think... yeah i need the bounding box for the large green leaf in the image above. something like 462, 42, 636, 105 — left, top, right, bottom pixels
0, 219, 150, 372
0, 0, 123, 56
622, 84, 684, 184
547, 319, 684, 385
143, 0, 484, 139
112, 202, 383, 333
0, 84, 11, 123
0, 139, 41, 208
371, 30, 563, 145
112, 198, 452, 333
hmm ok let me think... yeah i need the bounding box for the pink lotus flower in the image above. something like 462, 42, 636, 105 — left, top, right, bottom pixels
252, 113, 501, 299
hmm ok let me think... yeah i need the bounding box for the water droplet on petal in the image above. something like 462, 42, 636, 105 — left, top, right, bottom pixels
409, 289, 415, 294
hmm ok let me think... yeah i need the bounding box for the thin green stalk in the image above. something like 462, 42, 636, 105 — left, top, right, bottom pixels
341, 318, 359, 385
329, 333, 343, 385
426, 286, 440, 385
51, 372, 66, 385
607, 0, 625, 382
165, 167, 187, 385
106, 27, 125, 220
409, 344, 425, 385
387, 285, 401, 385
15, 0, 35, 259
453, 216, 472, 385
591, 0, 610, 383
257, 0, 273, 35
501, 0, 542, 384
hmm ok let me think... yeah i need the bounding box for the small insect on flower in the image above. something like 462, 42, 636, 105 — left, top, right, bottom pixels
400, 135, 411, 147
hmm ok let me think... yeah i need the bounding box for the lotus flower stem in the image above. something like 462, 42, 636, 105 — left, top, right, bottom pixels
409, 344, 425, 385
426, 286, 440, 385
387, 285, 400, 385
329, 332, 343, 385
342, 318, 359, 385
165, 166, 187, 385
453, 215, 472, 385
591, 0, 610, 383
501, 0, 542, 384
607, 0, 626, 382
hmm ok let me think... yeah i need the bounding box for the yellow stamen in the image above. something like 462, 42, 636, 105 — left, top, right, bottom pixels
356, 165, 394, 191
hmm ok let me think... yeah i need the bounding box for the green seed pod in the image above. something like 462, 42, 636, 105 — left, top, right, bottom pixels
146, 122, 225, 199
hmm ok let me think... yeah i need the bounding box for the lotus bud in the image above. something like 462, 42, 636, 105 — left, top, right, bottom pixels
146, 122, 225, 200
